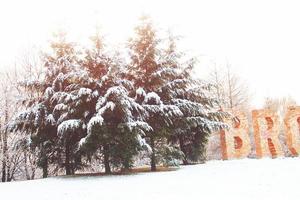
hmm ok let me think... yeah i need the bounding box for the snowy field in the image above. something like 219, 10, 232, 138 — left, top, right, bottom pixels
1, 158, 300, 200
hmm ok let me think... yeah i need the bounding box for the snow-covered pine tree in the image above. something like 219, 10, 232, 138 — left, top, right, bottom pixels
78, 35, 151, 173
136, 88, 184, 168
9, 99, 56, 178
128, 16, 228, 167
52, 72, 97, 175
81, 31, 111, 80
10, 33, 97, 176
43, 31, 79, 84
127, 16, 186, 171
79, 83, 152, 173
159, 33, 229, 164
43, 32, 104, 175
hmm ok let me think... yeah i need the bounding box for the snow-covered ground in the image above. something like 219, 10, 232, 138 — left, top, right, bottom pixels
1, 158, 300, 200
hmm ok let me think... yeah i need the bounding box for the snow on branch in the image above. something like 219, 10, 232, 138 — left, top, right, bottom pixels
98, 101, 115, 115
104, 85, 128, 99
126, 121, 153, 133
57, 119, 82, 137
78, 88, 92, 97
144, 92, 161, 105
53, 103, 68, 112
51, 92, 74, 104
171, 99, 207, 116
87, 115, 104, 135
136, 87, 146, 98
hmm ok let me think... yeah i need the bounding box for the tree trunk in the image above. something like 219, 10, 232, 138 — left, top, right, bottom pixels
2, 95, 9, 182
150, 137, 156, 171
24, 151, 31, 180
31, 170, 35, 180
6, 162, 11, 182
42, 160, 48, 178
65, 143, 71, 175
179, 136, 189, 165
70, 168, 75, 175
41, 147, 48, 178
103, 145, 111, 174
31, 154, 36, 180
6, 173, 12, 182
1, 130, 7, 182
123, 161, 130, 172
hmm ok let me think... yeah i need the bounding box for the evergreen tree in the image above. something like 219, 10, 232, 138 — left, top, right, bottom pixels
160, 33, 229, 163
128, 16, 186, 170
79, 34, 151, 172
44, 31, 79, 84
80, 84, 151, 173
81, 31, 111, 80
10, 32, 95, 176
128, 16, 228, 167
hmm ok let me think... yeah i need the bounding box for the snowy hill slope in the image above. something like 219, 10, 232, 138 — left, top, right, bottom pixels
1, 158, 299, 200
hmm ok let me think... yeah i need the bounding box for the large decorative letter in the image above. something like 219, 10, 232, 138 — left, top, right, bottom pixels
220, 111, 251, 160
284, 106, 300, 156
252, 109, 283, 158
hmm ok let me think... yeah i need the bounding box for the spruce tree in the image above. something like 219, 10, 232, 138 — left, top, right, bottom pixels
79, 84, 151, 173
128, 16, 186, 170
10, 32, 94, 176
128, 16, 228, 167
73, 32, 150, 173
160, 33, 229, 163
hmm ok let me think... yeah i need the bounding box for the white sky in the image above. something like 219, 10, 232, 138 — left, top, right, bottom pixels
1, 0, 300, 107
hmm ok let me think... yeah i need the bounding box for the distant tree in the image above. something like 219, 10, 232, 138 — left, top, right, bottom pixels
209, 63, 250, 110
0, 70, 28, 182
263, 96, 297, 156
207, 63, 250, 160
0, 74, 10, 182
263, 96, 296, 118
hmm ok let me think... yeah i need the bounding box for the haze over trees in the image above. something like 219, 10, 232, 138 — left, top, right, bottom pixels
0, 16, 228, 181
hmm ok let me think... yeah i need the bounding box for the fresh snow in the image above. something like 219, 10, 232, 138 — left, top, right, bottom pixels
87, 115, 104, 134
1, 158, 300, 200
144, 92, 161, 104
126, 121, 153, 132
98, 101, 115, 115
44, 87, 54, 99
57, 119, 82, 136
136, 87, 146, 97
46, 114, 56, 125
53, 103, 68, 112
78, 88, 92, 97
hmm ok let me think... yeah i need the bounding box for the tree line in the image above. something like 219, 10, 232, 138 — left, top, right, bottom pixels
0, 16, 228, 181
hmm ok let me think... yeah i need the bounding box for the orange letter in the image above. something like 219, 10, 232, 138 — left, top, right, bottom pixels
284, 106, 300, 156
220, 111, 251, 160
252, 109, 283, 158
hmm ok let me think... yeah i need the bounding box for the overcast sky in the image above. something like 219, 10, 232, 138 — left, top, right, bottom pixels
0, 0, 299, 107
